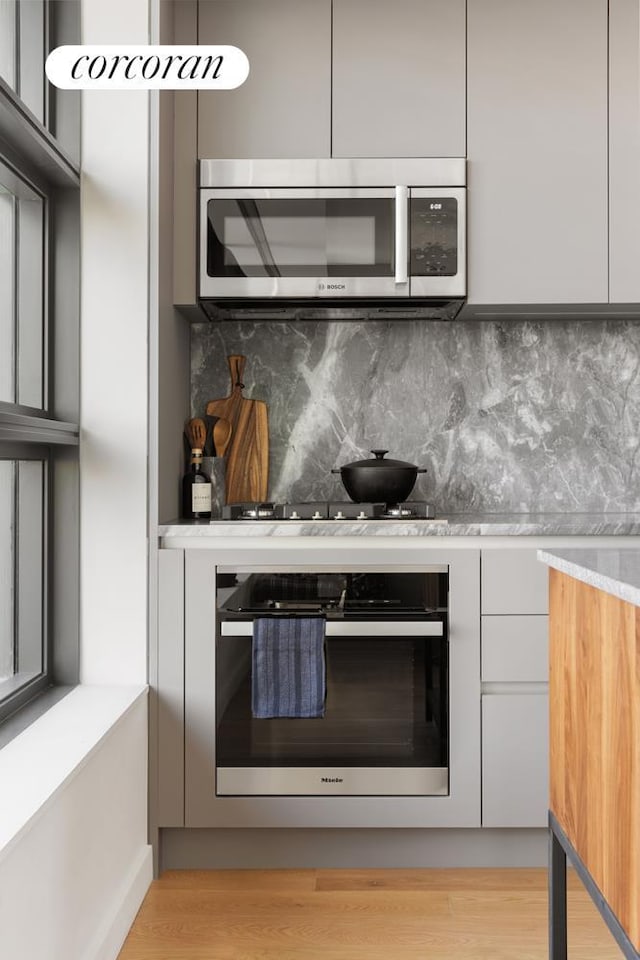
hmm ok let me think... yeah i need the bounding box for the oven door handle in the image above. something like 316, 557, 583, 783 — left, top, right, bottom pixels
220, 620, 444, 638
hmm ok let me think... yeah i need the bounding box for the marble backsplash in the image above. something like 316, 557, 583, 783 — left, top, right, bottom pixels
191, 319, 640, 513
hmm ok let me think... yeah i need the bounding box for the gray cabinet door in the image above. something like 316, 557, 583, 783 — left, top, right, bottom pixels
332, 0, 465, 158
197, 0, 331, 159
467, 0, 608, 305
482, 693, 549, 828
482, 615, 548, 683
157, 550, 185, 827
481, 549, 549, 615
609, 0, 640, 303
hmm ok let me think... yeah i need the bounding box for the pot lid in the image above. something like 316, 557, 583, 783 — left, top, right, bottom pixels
341, 449, 418, 470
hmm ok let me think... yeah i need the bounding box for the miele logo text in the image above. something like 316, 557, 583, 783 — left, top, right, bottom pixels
321, 777, 344, 783
45, 45, 249, 90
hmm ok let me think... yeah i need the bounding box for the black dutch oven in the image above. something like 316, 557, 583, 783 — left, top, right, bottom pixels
332, 449, 427, 504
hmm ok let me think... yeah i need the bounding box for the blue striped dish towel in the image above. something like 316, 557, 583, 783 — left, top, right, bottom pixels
251, 617, 326, 718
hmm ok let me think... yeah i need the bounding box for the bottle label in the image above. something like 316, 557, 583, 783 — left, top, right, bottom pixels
192, 483, 212, 512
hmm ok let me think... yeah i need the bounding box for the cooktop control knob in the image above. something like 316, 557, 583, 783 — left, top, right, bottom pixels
335, 511, 345, 520
312, 511, 322, 520
357, 511, 368, 520
289, 510, 299, 520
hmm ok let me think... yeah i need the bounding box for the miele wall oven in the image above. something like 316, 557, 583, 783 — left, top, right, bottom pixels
181, 547, 480, 829
216, 568, 448, 797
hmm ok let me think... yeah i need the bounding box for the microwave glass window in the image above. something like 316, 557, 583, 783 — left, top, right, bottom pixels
223, 216, 376, 268
410, 198, 458, 277
207, 198, 394, 278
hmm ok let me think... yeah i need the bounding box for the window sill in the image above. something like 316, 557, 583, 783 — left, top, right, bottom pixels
0, 684, 147, 863
0, 683, 75, 749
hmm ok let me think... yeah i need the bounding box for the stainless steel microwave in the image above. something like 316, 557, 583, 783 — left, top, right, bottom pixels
198, 158, 466, 320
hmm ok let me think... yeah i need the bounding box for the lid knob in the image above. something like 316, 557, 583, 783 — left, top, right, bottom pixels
371, 449, 388, 460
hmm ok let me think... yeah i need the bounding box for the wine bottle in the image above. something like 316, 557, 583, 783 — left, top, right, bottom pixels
182, 448, 212, 519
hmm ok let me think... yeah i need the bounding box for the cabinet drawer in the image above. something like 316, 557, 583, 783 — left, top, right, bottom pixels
482, 693, 549, 828
482, 615, 548, 682
481, 549, 549, 615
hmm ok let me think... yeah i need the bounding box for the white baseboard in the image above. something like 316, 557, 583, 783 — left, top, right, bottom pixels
82, 844, 153, 960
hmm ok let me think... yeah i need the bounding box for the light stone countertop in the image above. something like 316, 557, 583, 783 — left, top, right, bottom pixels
538, 547, 640, 607
158, 513, 640, 539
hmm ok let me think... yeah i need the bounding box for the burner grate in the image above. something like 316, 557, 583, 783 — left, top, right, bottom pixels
221, 500, 437, 521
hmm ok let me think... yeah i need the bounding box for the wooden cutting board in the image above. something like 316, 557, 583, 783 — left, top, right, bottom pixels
206, 355, 269, 503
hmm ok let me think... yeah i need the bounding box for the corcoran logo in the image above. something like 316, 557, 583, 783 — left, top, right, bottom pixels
45, 45, 249, 90
321, 777, 344, 783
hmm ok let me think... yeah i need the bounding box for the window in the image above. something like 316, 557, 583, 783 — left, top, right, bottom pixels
0, 458, 45, 698
0, 0, 46, 122
0, 159, 45, 408
0, 0, 80, 725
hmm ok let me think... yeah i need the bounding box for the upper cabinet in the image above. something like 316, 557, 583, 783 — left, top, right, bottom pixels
190, 1, 638, 309
197, 0, 332, 159
466, 0, 609, 307
197, 0, 465, 161
609, 0, 640, 303
331, 0, 466, 158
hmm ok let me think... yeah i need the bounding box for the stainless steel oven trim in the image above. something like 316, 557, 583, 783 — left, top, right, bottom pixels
218, 564, 449, 574
216, 766, 448, 797
220, 620, 444, 637
183, 548, 481, 828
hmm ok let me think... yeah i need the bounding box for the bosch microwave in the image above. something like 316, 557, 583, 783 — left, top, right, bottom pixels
198, 157, 466, 320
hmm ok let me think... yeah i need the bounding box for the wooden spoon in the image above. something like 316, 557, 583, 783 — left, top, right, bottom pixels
184, 417, 207, 452
213, 417, 232, 457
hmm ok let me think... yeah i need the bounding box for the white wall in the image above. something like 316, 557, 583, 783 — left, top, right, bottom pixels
0, 1, 155, 957
80, 0, 150, 685
0, 691, 150, 960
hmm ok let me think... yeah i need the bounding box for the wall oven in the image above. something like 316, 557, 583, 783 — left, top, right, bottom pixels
198, 158, 466, 320
180, 546, 480, 828
216, 568, 448, 797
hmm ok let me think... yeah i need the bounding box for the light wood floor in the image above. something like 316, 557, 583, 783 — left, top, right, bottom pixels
117, 868, 622, 960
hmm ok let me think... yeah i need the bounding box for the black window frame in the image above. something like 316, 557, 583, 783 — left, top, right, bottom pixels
0, 0, 80, 729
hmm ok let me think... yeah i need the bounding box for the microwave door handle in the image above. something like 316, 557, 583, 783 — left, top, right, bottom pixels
394, 185, 408, 285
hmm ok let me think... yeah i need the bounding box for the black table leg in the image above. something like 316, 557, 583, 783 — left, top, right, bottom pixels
549, 817, 568, 960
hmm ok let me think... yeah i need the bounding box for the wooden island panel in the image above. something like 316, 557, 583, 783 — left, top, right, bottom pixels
549, 568, 640, 949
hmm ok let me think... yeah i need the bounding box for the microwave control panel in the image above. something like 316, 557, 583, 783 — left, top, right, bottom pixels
410, 197, 458, 277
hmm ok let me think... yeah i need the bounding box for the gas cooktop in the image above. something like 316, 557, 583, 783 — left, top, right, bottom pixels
220, 501, 440, 521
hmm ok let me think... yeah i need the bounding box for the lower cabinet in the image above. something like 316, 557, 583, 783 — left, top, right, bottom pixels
482, 692, 549, 828
480, 549, 550, 828
482, 615, 548, 682
156, 544, 553, 834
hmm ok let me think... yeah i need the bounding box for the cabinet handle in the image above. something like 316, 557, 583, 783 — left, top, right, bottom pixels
395, 185, 408, 285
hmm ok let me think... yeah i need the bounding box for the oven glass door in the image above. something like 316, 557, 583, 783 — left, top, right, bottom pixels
215, 620, 448, 797
200, 187, 404, 299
